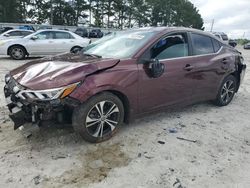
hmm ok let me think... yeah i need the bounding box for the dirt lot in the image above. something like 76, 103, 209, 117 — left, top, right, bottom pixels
0, 47, 249, 188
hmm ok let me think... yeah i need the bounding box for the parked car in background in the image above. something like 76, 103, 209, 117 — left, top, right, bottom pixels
0, 29, 34, 40
4, 27, 246, 143
74, 27, 88, 38
19, 25, 35, 31
0, 29, 90, 59
0, 27, 13, 34
212, 32, 229, 44
89, 29, 103, 38
244, 42, 250, 49
229, 39, 237, 47
37, 25, 52, 30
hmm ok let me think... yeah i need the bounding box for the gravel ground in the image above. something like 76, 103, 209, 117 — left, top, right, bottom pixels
0, 47, 249, 188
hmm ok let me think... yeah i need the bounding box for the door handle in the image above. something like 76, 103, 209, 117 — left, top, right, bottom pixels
221, 58, 228, 64
48, 41, 53, 43
183, 64, 194, 71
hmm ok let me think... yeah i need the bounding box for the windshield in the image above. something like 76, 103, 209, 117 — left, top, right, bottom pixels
84, 30, 156, 59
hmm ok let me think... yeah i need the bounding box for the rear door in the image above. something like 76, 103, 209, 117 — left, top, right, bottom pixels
53, 31, 75, 53
188, 32, 232, 102
138, 32, 195, 113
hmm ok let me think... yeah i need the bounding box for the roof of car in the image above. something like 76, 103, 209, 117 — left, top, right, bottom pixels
124, 27, 217, 38
37, 29, 73, 32
5, 29, 34, 32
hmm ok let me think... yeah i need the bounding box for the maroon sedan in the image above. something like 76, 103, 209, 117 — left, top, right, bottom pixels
4, 27, 246, 143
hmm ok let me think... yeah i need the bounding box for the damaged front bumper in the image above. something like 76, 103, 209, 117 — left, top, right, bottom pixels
4, 76, 80, 129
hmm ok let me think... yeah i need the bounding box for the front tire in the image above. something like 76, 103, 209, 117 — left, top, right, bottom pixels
72, 92, 124, 143
214, 75, 237, 106
9, 46, 26, 60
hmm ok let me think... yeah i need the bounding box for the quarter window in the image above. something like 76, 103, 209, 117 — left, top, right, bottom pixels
151, 33, 189, 59
211, 38, 221, 52
191, 33, 214, 55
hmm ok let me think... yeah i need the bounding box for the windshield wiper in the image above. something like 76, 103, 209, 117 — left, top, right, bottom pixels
84, 53, 102, 58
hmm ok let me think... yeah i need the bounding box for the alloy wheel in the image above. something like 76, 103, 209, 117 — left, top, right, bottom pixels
85, 100, 120, 138
11, 48, 24, 59
220, 80, 235, 104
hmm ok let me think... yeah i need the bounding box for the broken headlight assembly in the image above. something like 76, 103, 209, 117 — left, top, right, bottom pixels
16, 82, 80, 101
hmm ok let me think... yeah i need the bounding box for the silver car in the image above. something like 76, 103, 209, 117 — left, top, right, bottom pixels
0, 29, 34, 40
0, 29, 90, 60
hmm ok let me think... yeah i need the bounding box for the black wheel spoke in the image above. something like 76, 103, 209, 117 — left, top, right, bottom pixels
220, 79, 235, 104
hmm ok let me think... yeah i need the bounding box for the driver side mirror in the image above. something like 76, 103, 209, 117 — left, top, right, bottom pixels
143, 59, 165, 78
31, 36, 38, 40
3, 34, 10, 37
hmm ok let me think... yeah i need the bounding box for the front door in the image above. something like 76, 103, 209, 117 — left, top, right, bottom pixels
138, 32, 195, 113
26, 31, 57, 55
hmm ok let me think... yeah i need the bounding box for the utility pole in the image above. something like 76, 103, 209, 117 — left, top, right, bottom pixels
210, 19, 214, 32
89, 0, 92, 26
50, 0, 53, 25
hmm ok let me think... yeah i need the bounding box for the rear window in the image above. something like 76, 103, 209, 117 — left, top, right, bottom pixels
191, 33, 214, 55
221, 34, 228, 41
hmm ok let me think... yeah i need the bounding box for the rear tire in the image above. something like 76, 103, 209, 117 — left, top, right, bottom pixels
214, 75, 237, 106
70, 46, 82, 54
72, 92, 124, 143
9, 46, 26, 60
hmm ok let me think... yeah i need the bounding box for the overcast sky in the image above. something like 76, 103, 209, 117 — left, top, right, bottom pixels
189, 0, 250, 39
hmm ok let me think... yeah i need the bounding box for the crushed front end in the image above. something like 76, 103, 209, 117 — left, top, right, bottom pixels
4, 74, 80, 129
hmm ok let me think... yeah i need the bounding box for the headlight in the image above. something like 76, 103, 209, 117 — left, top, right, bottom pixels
5, 74, 11, 83
17, 82, 80, 101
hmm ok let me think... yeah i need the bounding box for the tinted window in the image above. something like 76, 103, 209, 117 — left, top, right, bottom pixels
8, 31, 22, 36
151, 33, 188, 59
54, 31, 73, 39
215, 35, 220, 39
221, 34, 228, 41
211, 38, 221, 52
21, 31, 32, 36
35, 31, 53, 39
191, 33, 214, 55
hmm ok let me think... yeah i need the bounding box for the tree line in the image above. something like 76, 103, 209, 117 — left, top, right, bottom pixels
0, 0, 204, 29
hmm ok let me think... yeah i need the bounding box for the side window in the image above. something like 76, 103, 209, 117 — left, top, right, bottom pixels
151, 33, 189, 60
211, 38, 221, 52
191, 33, 214, 55
8, 31, 21, 36
35, 31, 53, 40
21, 31, 32, 36
54, 31, 74, 39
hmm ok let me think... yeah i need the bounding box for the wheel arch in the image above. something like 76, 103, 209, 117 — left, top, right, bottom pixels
7, 44, 28, 56
75, 88, 131, 124
70, 45, 83, 52
106, 90, 131, 124
230, 71, 240, 92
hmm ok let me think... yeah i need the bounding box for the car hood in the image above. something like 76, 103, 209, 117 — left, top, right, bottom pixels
10, 53, 120, 90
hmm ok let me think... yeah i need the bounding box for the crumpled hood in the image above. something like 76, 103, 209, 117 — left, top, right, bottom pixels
10, 53, 120, 90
